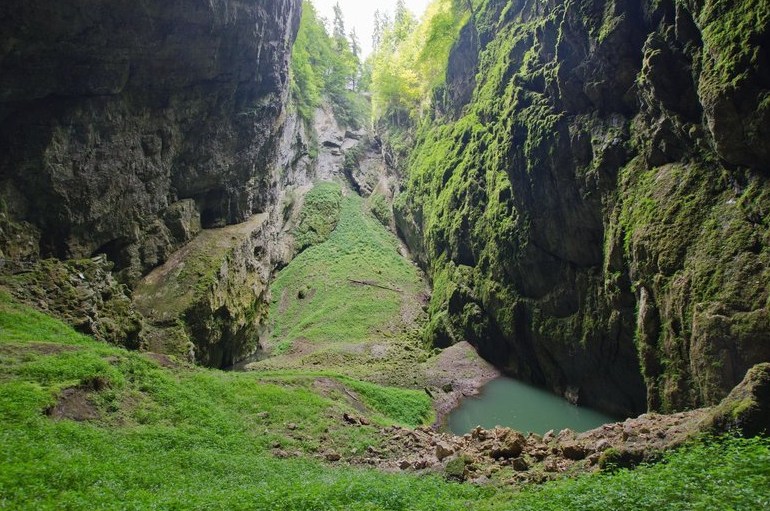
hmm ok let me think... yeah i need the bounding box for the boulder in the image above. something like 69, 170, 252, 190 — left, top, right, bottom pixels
489, 430, 526, 459
435, 441, 455, 461
707, 363, 770, 437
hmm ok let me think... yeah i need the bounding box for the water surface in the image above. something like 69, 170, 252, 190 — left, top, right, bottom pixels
446, 377, 619, 435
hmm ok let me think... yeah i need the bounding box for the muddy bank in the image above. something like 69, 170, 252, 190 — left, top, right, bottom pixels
423, 341, 500, 426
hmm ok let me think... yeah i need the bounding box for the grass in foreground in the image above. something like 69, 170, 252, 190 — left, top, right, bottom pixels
1, 292, 769, 510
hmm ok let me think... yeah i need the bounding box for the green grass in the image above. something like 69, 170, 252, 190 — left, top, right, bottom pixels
270, 189, 426, 349
293, 182, 344, 254
1, 291, 770, 509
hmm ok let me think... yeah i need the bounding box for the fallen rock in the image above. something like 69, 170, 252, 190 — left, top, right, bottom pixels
436, 441, 455, 461
490, 430, 525, 459
325, 452, 342, 461
511, 457, 529, 471
471, 426, 488, 441
561, 442, 587, 461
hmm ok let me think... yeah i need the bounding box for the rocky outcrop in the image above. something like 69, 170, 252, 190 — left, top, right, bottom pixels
128, 100, 369, 366
267, 103, 369, 268
133, 214, 272, 367
707, 363, 770, 437
0, 0, 301, 285
396, 0, 770, 415
1, 257, 144, 348
343, 364, 770, 485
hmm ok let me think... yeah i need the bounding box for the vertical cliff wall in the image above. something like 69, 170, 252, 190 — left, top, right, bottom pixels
0, 0, 301, 285
396, 0, 770, 415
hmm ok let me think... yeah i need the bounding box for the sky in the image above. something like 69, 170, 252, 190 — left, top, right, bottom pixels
310, 0, 432, 58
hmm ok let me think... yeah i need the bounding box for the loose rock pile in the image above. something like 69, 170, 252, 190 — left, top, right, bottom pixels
336, 364, 770, 486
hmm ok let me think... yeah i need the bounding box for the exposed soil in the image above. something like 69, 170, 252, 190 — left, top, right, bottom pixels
311, 376, 369, 414
424, 342, 501, 425
0, 342, 81, 357
46, 377, 108, 422
143, 352, 184, 370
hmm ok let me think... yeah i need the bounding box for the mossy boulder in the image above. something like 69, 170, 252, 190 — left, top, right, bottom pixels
707, 363, 770, 437
0, 257, 145, 349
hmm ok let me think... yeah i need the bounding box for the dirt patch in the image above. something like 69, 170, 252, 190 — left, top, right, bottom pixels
143, 352, 182, 369
369, 343, 389, 359
424, 342, 501, 424
46, 377, 108, 422
312, 377, 368, 414
278, 288, 290, 314
0, 342, 81, 357
287, 337, 315, 358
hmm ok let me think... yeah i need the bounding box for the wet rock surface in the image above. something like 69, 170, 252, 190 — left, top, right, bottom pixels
395, 0, 770, 417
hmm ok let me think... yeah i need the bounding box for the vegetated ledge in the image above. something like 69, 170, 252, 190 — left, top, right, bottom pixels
133, 214, 271, 368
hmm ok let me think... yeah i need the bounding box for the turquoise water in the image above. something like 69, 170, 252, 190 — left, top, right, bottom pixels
446, 377, 619, 435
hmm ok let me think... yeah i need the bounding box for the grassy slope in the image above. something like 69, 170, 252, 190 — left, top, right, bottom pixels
1, 292, 769, 509
271, 188, 424, 346
259, 184, 433, 387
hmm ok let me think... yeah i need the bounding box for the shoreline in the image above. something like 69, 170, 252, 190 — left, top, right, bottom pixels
424, 341, 501, 429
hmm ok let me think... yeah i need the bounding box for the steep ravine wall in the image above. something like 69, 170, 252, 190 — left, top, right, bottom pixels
0, 0, 301, 285
130, 101, 368, 367
395, 0, 770, 416
0, 0, 302, 366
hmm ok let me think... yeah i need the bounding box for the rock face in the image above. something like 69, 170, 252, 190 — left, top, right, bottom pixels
0, 0, 303, 364
1, 257, 145, 348
0, 0, 301, 286
707, 363, 770, 437
396, 0, 770, 415
133, 214, 272, 367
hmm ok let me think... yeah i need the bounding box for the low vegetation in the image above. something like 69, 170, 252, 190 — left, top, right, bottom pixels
293, 181, 344, 254
268, 184, 426, 352
1, 291, 769, 510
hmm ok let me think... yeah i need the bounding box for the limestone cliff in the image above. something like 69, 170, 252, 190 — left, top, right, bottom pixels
0, 0, 302, 366
396, 0, 770, 415
130, 101, 368, 367
0, 0, 301, 285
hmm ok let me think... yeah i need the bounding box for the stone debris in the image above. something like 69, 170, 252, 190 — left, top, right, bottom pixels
339, 407, 715, 486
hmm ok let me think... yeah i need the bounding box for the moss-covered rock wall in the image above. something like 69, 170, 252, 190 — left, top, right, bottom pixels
396, 0, 770, 415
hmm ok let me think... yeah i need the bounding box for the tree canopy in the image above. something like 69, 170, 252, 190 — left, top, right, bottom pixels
369, 0, 472, 127
290, 1, 367, 128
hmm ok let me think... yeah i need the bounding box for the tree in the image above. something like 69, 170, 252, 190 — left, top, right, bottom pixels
332, 2, 347, 51
290, 1, 367, 128
392, 0, 416, 44
349, 28, 361, 59
372, 10, 382, 52
370, 0, 472, 126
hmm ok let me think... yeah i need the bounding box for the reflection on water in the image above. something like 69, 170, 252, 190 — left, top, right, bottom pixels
447, 377, 619, 435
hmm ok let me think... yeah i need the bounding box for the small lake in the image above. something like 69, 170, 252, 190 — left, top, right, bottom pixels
446, 377, 619, 435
